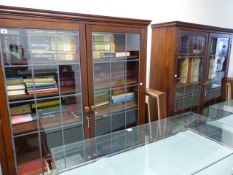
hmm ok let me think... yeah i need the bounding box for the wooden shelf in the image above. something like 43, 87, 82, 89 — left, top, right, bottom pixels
95, 101, 137, 118
93, 55, 139, 62
13, 113, 82, 135
95, 79, 138, 90
9, 87, 79, 102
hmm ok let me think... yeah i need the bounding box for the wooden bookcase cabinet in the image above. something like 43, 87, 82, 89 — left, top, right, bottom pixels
0, 6, 150, 175
149, 21, 233, 118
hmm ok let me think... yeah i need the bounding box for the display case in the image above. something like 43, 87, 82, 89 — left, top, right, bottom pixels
149, 21, 232, 118
51, 112, 233, 175
0, 6, 150, 175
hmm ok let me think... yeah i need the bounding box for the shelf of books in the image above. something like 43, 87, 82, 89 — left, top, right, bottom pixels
0, 28, 84, 173
92, 32, 140, 136
175, 34, 206, 112
205, 36, 230, 103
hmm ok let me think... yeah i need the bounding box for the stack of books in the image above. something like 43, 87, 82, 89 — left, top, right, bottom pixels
6, 77, 26, 96
112, 92, 135, 105
34, 99, 61, 118
95, 91, 110, 108
10, 104, 33, 125
24, 75, 58, 95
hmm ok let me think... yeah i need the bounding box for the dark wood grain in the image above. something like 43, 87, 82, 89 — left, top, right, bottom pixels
0, 5, 150, 174
152, 21, 233, 33
0, 5, 151, 26
0, 63, 16, 174
150, 21, 233, 117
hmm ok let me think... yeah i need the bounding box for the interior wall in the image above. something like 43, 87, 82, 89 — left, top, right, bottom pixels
1, 0, 233, 87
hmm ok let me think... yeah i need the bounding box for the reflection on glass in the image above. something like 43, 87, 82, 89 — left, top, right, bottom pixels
59, 65, 81, 95
205, 37, 229, 103
176, 34, 205, 112
0, 28, 83, 174
92, 32, 140, 136
15, 133, 40, 165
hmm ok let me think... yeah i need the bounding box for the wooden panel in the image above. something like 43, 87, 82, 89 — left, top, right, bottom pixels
86, 24, 147, 136
165, 27, 177, 116
150, 21, 233, 118
149, 27, 177, 118
0, 121, 8, 175
0, 63, 16, 174
0, 5, 151, 27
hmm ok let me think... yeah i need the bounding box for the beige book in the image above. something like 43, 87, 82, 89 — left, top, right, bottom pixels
190, 58, 200, 82
180, 58, 189, 83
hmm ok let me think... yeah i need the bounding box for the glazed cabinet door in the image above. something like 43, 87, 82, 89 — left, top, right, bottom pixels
86, 25, 146, 137
0, 21, 89, 174
175, 30, 208, 114
203, 33, 232, 112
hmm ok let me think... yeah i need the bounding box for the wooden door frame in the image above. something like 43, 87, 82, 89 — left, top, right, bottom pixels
202, 32, 232, 108
0, 18, 89, 174
174, 29, 209, 115
0, 119, 8, 175
85, 24, 147, 137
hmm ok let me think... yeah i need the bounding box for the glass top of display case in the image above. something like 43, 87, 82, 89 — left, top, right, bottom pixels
51, 112, 233, 174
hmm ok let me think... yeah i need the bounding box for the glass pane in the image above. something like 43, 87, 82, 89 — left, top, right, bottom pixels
41, 129, 63, 158
205, 37, 230, 103
95, 116, 111, 137
112, 112, 125, 132
14, 133, 40, 165
0, 28, 29, 66
94, 63, 110, 90
126, 109, 138, 128
92, 32, 140, 137
0, 27, 83, 174
59, 64, 81, 95
28, 30, 79, 64
176, 34, 205, 114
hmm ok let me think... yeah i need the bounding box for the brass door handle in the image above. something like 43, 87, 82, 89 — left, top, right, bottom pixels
84, 106, 90, 114
90, 105, 96, 112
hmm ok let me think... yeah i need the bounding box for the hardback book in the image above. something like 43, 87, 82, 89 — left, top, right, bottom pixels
93, 51, 115, 59
6, 77, 24, 85
7, 89, 26, 96
7, 84, 25, 91
115, 52, 130, 57
92, 34, 114, 42
32, 99, 60, 109
11, 114, 33, 125
10, 104, 31, 116
189, 58, 200, 82
26, 84, 57, 91
92, 43, 115, 51
24, 76, 56, 84
112, 92, 135, 104
179, 58, 189, 84
27, 87, 58, 95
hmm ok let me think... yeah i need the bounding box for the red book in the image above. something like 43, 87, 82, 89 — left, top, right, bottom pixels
28, 88, 58, 95
11, 114, 33, 125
